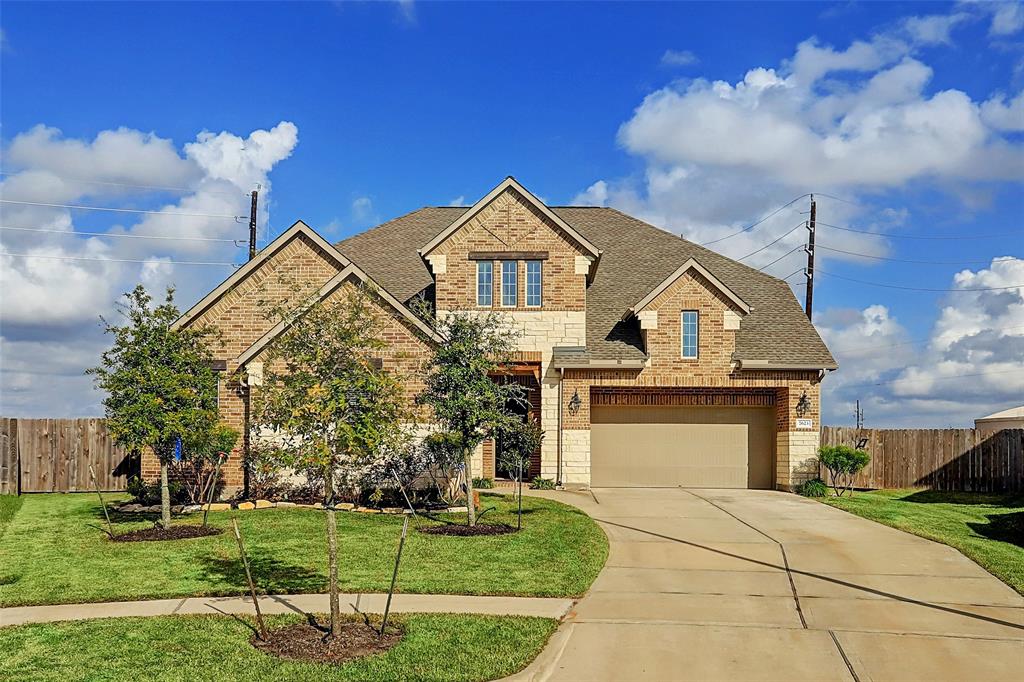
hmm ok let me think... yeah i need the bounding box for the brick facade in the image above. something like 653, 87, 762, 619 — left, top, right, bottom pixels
642, 270, 743, 375
142, 232, 433, 495
149, 184, 830, 495
430, 187, 588, 313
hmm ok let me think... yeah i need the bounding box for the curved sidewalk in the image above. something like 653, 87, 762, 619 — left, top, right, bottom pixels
0, 593, 575, 628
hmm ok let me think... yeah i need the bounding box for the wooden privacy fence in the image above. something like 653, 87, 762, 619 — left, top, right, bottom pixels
820, 426, 1024, 492
0, 418, 133, 494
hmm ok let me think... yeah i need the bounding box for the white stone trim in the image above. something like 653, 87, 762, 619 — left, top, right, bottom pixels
637, 310, 658, 330
426, 254, 447, 275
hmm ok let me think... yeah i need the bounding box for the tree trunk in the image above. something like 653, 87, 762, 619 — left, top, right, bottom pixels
160, 462, 171, 528
324, 466, 341, 637
463, 445, 476, 527
517, 458, 523, 531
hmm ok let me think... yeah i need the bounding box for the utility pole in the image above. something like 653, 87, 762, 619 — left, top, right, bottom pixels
248, 189, 258, 261
804, 194, 816, 319
855, 400, 864, 429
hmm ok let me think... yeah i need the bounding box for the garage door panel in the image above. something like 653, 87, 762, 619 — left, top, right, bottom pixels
591, 405, 774, 488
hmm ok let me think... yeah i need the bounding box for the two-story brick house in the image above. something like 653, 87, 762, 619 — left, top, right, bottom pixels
149, 177, 836, 493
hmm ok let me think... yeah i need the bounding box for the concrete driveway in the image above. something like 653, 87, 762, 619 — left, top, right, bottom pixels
512, 488, 1024, 682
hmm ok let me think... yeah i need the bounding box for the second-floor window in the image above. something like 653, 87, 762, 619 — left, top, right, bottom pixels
526, 260, 542, 307
477, 261, 493, 306
501, 261, 517, 307
681, 310, 699, 359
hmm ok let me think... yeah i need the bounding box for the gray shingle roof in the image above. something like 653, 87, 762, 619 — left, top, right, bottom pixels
336, 206, 836, 369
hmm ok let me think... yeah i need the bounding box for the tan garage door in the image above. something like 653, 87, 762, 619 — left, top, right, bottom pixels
590, 405, 775, 488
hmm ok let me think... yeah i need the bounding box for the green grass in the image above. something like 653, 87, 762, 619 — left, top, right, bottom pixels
0, 492, 607, 607
822, 488, 1024, 594
0, 495, 24, 538
0, 613, 557, 682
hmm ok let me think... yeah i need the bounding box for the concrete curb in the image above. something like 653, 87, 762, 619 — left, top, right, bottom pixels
0, 593, 575, 628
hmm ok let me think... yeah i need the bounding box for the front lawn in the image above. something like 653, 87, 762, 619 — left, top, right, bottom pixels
0, 613, 557, 682
822, 488, 1024, 594
0, 492, 607, 607
0, 495, 23, 537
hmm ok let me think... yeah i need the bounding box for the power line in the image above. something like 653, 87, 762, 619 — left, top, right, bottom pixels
818, 221, 1020, 240
782, 268, 805, 281
836, 367, 1024, 391
758, 244, 804, 271
0, 225, 244, 244
815, 268, 1023, 292
0, 199, 244, 220
816, 245, 1016, 266
736, 221, 806, 261
0, 170, 247, 197
700, 194, 810, 246
812, 192, 860, 206
1, 252, 238, 266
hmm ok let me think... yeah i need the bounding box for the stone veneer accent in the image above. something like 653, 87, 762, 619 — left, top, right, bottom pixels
438, 309, 587, 483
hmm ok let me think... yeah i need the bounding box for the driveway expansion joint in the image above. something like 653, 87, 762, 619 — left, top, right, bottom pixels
828, 630, 862, 682
685, 489, 809, 629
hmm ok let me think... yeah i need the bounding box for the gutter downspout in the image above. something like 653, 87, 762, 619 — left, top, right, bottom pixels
557, 367, 563, 488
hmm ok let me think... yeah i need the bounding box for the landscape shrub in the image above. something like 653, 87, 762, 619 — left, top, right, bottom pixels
473, 477, 495, 489
287, 467, 326, 503
422, 431, 467, 506
126, 476, 187, 506
818, 445, 871, 497
175, 423, 239, 504
243, 438, 287, 500
530, 477, 556, 490
796, 477, 829, 498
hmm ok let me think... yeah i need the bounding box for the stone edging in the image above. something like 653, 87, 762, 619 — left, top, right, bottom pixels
112, 501, 471, 515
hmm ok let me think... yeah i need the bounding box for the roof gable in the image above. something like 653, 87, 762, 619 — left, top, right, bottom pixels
173, 220, 349, 330
336, 205, 837, 370
625, 257, 751, 319
235, 262, 442, 368
419, 177, 601, 260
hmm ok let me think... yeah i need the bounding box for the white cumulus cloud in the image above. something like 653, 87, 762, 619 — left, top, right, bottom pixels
0, 121, 299, 415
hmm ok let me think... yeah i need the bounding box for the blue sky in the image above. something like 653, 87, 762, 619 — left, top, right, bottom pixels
1, 1, 1022, 426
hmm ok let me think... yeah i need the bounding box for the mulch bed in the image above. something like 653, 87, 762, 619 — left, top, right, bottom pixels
418, 523, 518, 537
251, 622, 404, 664
110, 524, 224, 542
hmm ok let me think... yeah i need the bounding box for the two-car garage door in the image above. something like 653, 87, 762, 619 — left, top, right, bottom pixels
590, 405, 775, 489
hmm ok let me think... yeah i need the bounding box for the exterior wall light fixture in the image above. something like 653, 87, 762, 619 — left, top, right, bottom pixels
567, 389, 581, 416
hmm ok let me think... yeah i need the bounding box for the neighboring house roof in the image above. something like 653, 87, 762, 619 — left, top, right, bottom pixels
235, 262, 442, 369
419, 177, 601, 261
173, 221, 349, 331
337, 206, 837, 369
625, 257, 751, 318
976, 405, 1024, 422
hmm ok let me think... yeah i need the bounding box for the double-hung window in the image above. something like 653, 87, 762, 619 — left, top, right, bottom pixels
525, 260, 542, 307
681, 310, 699, 359
476, 261, 493, 306
501, 261, 518, 307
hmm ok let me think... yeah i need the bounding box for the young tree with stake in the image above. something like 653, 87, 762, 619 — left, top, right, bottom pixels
417, 311, 525, 527
255, 284, 412, 637
88, 285, 219, 529
496, 418, 543, 530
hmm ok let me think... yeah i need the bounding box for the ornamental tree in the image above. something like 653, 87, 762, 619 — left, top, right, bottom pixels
818, 444, 871, 497
255, 283, 412, 637
416, 311, 526, 526
87, 285, 219, 528
496, 418, 543, 530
